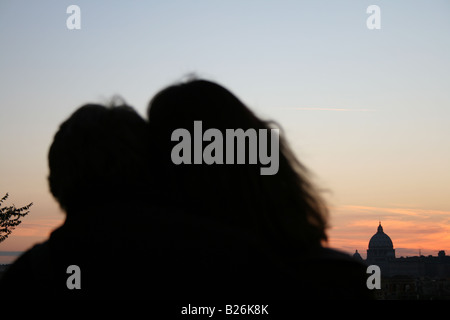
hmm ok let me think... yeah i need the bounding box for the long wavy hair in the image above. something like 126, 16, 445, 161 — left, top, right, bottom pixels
147, 79, 328, 251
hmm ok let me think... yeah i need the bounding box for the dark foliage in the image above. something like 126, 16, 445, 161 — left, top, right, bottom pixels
0, 193, 32, 243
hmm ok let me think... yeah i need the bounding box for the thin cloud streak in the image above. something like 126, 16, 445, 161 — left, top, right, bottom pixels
11, 218, 63, 237
282, 107, 376, 112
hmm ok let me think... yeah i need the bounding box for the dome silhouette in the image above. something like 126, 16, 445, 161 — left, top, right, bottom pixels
368, 223, 393, 249
352, 250, 363, 261
367, 222, 395, 262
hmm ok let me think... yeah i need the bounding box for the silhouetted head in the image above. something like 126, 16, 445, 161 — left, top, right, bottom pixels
147, 79, 328, 250
48, 104, 150, 215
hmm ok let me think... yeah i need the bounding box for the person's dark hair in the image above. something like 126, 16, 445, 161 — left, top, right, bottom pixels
147, 79, 328, 251
48, 103, 150, 213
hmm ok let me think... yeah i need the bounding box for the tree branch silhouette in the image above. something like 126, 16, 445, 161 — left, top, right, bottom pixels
0, 193, 32, 244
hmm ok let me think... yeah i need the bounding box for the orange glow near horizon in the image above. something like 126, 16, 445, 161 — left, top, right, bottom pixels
2, 201, 449, 264
328, 205, 450, 259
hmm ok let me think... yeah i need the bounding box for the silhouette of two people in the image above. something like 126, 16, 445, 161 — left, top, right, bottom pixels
0, 79, 372, 299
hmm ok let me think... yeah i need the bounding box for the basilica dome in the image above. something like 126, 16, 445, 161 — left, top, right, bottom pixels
368, 223, 393, 249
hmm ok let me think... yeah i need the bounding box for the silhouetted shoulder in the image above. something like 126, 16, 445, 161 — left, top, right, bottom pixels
0, 242, 52, 297
293, 247, 373, 299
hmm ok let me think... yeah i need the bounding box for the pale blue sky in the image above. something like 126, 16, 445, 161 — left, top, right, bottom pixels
1, 1, 449, 258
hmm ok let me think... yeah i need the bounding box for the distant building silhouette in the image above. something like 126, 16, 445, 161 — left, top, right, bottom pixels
353, 250, 363, 261
354, 222, 450, 278
353, 223, 450, 299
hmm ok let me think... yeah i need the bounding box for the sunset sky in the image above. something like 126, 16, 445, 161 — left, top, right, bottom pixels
1, 1, 449, 263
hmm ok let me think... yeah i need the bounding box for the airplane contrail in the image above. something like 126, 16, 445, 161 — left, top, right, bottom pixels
283, 107, 376, 112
